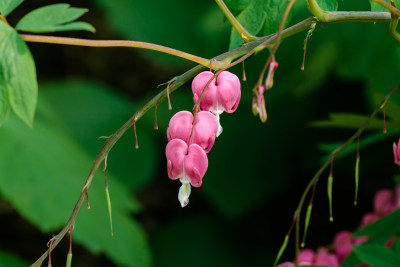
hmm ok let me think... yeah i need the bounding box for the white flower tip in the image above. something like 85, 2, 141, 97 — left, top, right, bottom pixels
178, 183, 191, 208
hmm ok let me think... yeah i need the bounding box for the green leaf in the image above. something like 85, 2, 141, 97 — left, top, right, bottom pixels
353, 209, 400, 244
370, 0, 400, 12
228, 0, 290, 50
15, 3, 95, 33
39, 81, 158, 191
353, 244, 400, 267
341, 251, 362, 267
0, 106, 151, 266
0, 251, 27, 266
0, 21, 37, 127
0, 0, 23, 16
317, 0, 338, 11
310, 113, 392, 130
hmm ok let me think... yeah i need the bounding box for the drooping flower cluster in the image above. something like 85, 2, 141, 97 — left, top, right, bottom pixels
277, 185, 400, 267
166, 71, 241, 207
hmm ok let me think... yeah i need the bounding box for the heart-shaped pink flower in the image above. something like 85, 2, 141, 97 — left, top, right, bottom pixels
192, 71, 241, 115
167, 110, 218, 153
166, 139, 208, 207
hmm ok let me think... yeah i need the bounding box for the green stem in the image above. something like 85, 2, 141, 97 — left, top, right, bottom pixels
390, 7, 400, 42
215, 0, 257, 42
373, 0, 400, 17
20, 34, 222, 69
31, 12, 397, 266
293, 81, 400, 266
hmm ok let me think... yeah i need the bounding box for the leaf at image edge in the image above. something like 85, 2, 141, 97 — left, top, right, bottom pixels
15, 3, 95, 33
353, 244, 400, 267
0, 20, 37, 127
0, 0, 23, 16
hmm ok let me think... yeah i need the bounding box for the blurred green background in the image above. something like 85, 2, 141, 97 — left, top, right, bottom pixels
1, 0, 400, 266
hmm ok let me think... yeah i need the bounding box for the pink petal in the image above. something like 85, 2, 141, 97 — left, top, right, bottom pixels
192, 111, 218, 152
374, 189, 393, 215
192, 71, 218, 112
298, 248, 315, 265
215, 71, 241, 113
314, 247, 339, 267
394, 140, 400, 165
333, 231, 353, 262
167, 111, 193, 143
276, 263, 294, 267
361, 212, 380, 226
165, 139, 187, 180
184, 143, 208, 187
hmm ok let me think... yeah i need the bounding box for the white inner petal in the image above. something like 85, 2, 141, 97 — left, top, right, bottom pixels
178, 183, 191, 208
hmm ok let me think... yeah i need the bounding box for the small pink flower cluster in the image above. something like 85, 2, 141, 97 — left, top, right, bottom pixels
165, 71, 241, 207
277, 185, 400, 267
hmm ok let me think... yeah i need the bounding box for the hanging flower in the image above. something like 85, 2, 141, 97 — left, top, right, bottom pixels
192, 71, 241, 135
167, 110, 218, 153
165, 139, 208, 207
265, 60, 279, 90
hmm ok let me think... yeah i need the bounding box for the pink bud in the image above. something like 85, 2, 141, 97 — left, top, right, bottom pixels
166, 139, 208, 187
394, 138, 400, 166
276, 263, 294, 267
361, 212, 380, 226
314, 247, 339, 267
192, 71, 241, 115
298, 249, 315, 265
334, 231, 353, 262
265, 60, 279, 90
374, 189, 394, 215
167, 111, 218, 153
256, 85, 267, 122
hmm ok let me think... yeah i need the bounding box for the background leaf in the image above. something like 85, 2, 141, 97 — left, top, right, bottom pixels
370, 0, 400, 12
353, 244, 400, 267
0, 251, 27, 266
0, 20, 37, 127
317, 0, 338, 11
0, 82, 153, 266
0, 0, 23, 16
15, 3, 95, 33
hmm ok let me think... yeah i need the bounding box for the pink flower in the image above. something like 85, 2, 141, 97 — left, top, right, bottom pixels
314, 247, 339, 267
192, 71, 241, 135
374, 189, 395, 215
334, 231, 367, 263
166, 139, 208, 207
167, 111, 218, 153
276, 263, 294, 267
252, 85, 268, 122
298, 249, 315, 265
192, 71, 241, 115
361, 212, 380, 226
265, 60, 279, 90
394, 138, 400, 166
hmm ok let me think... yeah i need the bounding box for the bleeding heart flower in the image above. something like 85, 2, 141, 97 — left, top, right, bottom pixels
298, 249, 315, 265
394, 138, 400, 166
167, 110, 218, 153
374, 189, 395, 215
253, 85, 267, 122
265, 60, 279, 90
314, 247, 339, 267
166, 139, 208, 207
334, 231, 367, 263
192, 71, 241, 135
192, 71, 241, 115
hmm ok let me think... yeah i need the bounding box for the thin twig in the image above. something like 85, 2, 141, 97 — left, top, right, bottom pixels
293, 82, 400, 267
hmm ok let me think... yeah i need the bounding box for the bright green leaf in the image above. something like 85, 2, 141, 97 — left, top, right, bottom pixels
310, 113, 400, 131
0, 251, 27, 266
317, 0, 338, 11
15, 3, 95, 33
353, 209, 400, 244
0, 20, 37, 127
39, 81, 159, 191
228, 0, 290, 50
341, 251, 362, 267
0, 83, 10, 125
0, 107, 151, 266
370, 0, 400, 12
353, 244, 400, 267
0, 0, 23, 16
